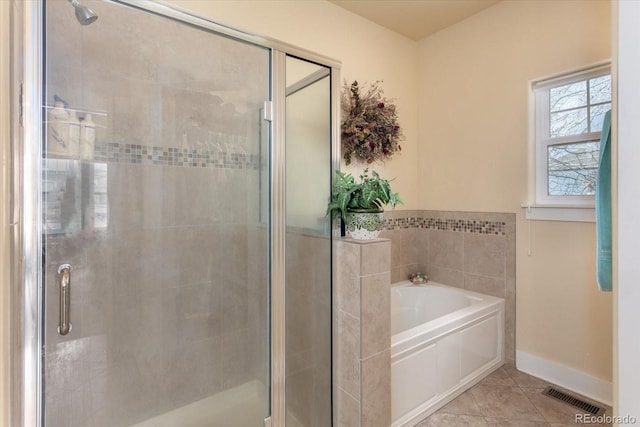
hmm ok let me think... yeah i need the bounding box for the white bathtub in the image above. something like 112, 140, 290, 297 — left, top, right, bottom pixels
391, 281, 505, 426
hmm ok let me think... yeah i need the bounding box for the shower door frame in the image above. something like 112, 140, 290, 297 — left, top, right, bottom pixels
9, 1, 341, 426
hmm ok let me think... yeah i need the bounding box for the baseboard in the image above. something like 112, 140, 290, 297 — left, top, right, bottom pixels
516, 350, 612, 406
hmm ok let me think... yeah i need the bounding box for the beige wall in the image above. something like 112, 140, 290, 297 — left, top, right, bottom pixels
166, 0, 420, 209
417, 0, 613, 382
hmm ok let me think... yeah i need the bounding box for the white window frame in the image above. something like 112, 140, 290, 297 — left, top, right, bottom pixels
526, 63, 611, 222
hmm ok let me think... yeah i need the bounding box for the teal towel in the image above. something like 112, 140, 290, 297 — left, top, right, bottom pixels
596, 110, 612, 292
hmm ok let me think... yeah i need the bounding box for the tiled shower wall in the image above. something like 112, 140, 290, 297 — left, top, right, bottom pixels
45, 164, 270, 426
380, 210, 516, 360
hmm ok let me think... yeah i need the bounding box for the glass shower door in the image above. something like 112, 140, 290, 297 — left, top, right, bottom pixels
284, 56, 333, 426
42, 1, 270, 425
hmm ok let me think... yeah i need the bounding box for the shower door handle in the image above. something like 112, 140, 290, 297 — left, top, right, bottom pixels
57, 264, 73, 335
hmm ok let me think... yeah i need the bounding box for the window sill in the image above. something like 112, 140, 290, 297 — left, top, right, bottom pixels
522, 204, 595, 223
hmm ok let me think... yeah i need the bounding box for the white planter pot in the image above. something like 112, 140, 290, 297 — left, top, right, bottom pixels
346, 209, 384, 240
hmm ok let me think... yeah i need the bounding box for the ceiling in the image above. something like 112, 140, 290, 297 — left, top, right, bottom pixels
328, 0, 501, 41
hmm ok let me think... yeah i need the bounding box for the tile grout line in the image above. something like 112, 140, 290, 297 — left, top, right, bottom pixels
462, 230, 466, 291
464, 383, 485, 422
509, 364, 552, 425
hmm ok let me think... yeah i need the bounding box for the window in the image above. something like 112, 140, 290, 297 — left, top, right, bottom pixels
528, 64, 611, 221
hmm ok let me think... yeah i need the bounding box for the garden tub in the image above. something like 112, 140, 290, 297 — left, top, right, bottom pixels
391, 281, 505, 426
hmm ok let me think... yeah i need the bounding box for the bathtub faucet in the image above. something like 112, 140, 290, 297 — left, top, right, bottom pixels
409, 272, 428, 285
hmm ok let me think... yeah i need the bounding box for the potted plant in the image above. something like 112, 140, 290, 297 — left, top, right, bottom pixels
327, 168, 402, 240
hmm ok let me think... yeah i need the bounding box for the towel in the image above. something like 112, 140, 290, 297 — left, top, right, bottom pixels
596, 110, 612, 292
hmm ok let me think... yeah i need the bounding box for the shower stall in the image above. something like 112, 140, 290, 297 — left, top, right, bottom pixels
11, 0, 339, 426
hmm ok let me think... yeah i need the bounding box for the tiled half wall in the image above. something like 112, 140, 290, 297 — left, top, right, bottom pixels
334, 238, 392, 427
380, 210, 516, 360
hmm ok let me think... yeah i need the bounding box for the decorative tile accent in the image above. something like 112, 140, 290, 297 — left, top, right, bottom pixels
93, 141, 261, 170
383, 217, 506, 235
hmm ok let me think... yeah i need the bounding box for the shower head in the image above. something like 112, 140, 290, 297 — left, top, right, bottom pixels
68, 0, 98, 26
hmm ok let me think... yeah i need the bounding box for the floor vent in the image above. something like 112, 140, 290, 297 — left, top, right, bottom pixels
542, 386, 605, 416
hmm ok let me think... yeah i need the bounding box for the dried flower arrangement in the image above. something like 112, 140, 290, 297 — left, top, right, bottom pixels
341, 80, 403, 165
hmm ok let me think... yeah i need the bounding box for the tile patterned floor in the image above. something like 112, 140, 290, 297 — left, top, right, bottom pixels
415, 362, 613, 427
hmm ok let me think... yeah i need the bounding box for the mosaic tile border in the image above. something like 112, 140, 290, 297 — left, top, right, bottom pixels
383, 217, 506, 235
93, 141, 261, 170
